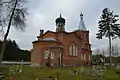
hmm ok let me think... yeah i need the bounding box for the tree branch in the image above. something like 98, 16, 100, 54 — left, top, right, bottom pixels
0, 0, 13, 5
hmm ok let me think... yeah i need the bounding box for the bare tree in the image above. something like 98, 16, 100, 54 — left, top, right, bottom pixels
0, 0, 28, 65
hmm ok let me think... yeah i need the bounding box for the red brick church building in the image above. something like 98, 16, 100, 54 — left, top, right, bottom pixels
31, 13, 92, 67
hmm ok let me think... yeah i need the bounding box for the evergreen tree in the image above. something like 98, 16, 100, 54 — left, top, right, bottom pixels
0, 39, 30, 61
96, 8, 120, 67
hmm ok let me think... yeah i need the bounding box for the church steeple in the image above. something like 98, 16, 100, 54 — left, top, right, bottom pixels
55, 13, 66, 32
60, 13, 62, 18
78, 12, 87, 31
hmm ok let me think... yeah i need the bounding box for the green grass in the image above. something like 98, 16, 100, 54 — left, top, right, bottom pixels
104, 69, 120, 80
0, 66, 120, 80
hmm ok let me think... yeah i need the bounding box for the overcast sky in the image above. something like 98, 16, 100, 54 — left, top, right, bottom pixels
2, 0, 120, 52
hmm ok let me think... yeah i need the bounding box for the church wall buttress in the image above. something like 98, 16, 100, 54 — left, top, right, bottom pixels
31, 45, 44, 67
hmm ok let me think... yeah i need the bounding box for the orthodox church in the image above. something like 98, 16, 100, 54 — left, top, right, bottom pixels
31, 13, 92, 67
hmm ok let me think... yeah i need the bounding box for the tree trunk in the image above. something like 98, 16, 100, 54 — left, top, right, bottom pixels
0, 0, 18, 65
108, 34, 112, 68
102, 51, 105, 67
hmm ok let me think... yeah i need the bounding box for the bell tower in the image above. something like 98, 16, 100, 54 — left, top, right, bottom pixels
78, 12, 87, 31
55, 13, 66, 32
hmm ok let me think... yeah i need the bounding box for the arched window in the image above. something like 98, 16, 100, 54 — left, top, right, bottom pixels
76, 47, 78, 56
89, 54, 91, 61
83, 54, 86, 60
73, 44, 76, 56
44, 49, 50, 59
69, 43, 78, 56
69, 45, 72, 55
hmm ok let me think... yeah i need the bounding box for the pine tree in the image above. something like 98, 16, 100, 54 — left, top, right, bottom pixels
96, 8, 120, 67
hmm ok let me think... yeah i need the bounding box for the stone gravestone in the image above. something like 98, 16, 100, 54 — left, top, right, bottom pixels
97, 67, 104, 79
73, 68, 79, 75
55, 72, 61, 80
15, 62, 23, 73
80, 67, 84, 75
88, 66, 104, 80
9, 66, 16, 74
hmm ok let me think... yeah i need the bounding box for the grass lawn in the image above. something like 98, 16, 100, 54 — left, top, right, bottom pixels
0, 66, 120, 80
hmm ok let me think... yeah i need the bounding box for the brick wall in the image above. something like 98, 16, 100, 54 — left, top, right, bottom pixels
31, 30, 91, 67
